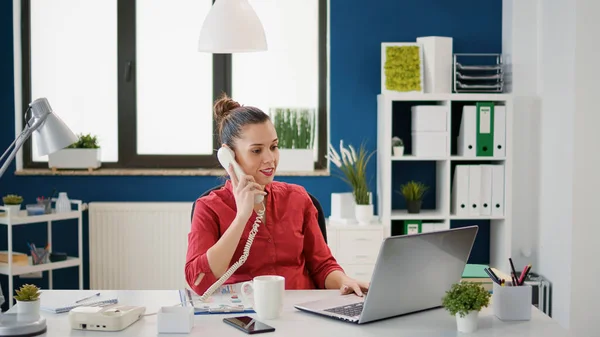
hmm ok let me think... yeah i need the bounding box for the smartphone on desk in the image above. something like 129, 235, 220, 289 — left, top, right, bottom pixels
223, 316, 275, 334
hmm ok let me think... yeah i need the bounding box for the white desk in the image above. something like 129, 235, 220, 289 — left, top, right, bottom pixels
38, 289, 571, 336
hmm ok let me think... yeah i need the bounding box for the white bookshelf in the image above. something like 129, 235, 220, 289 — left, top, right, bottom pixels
0, 200, 84, 308
376, 92, 513, 273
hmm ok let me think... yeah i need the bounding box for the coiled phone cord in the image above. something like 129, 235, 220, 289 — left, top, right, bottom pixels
196, 204, 265, 302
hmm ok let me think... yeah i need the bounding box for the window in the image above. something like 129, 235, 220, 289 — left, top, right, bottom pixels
21, 0, 328, 170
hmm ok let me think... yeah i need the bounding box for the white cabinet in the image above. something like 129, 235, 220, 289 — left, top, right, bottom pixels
0, 200, 84, 308
326, 224, 384, 282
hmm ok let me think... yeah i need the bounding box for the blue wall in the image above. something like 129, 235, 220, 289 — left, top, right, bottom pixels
0, 0, 502, 304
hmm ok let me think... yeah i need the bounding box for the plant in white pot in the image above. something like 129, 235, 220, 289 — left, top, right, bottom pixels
14, 283, 41, 316
48, 133, 101, 172
2, 194, 23, 216
271, 107, 316, 172
442, 282, 491, 333
392, 136, 404, 156
327, 140, 376, 225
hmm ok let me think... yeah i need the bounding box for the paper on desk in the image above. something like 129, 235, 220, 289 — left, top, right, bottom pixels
180, 282, 254, 315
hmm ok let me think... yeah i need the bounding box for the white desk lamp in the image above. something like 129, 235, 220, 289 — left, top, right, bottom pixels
198, 0, 267, 53
0, 97, 77, 179
0, 97, 77, 337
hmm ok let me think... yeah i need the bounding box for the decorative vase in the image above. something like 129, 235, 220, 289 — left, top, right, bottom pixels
456, 311, 479, 333
55, 192, 71, 213
4, 204, 21, 216
354, 204, 373, 225
406, 200, 422, 214
16, 299, 40, 316
393, 146, 404, 156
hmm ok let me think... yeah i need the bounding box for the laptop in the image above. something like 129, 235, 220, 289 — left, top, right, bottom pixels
294, 226, 478, 324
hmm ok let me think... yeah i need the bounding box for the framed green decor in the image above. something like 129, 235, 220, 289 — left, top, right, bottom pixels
381, 42, 424, 94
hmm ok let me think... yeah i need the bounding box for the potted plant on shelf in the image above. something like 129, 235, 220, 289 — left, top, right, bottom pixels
392, 137, 404, 156
442, 282, 491, 333
270, 107, 316, 172
327, 140, 376, 225
2, 194, 23, 215
399, 180, 428, 214
48, 133, 101, 172
14, 283, 41, 315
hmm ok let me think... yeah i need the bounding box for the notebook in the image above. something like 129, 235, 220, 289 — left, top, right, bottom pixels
40, 291, 118, 314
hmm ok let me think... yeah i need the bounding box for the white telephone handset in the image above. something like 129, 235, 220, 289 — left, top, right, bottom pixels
217, 147, 264, 204
195, 147, 265, 302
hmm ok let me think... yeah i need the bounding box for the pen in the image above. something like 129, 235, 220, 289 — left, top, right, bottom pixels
76, 293, 101, 303
484, 268, 501, 285
509, 258, 519, 286
518, 264, 532, 285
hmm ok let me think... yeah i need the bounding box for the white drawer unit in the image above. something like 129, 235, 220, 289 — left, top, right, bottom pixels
326, 224, 384, 283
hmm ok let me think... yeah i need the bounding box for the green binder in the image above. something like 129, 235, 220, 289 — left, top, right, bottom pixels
476, 102, 494, 157
403, 220, 422, 235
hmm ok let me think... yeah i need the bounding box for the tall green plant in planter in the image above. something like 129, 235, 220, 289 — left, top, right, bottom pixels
398, 180, 429, 213
271, 108, 315, 149
270, 108, 316, 172
327, 140, 376, 225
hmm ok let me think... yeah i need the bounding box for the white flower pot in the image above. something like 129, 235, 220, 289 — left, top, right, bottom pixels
354, 204, 373, 225
456, 310, 479, 333
393, 146, 404, 156
3, 204, 21, 216
277, 149, 314, 172
16, 299, 40, 316
48, 148, 101, 170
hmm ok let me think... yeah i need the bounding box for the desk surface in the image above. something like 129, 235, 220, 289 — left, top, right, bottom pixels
38, 289, 570, 337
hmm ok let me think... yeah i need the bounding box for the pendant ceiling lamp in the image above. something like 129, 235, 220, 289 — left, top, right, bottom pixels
198, 0, 267, 53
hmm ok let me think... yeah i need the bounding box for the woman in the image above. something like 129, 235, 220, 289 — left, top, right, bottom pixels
185, 94, 369, 297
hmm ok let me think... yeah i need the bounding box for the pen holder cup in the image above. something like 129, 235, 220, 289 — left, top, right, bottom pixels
157, 306, 194, 334
31, 248, 49, 265
36, 198, 52, 214
492, 282, 532, 321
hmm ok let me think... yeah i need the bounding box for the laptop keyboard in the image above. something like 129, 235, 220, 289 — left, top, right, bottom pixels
324, 302, 363, 317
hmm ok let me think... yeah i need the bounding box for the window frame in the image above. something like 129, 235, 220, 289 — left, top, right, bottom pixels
20, 0, 328, 171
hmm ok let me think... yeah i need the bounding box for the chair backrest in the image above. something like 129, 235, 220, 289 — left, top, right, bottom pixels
190, 184, 327, 244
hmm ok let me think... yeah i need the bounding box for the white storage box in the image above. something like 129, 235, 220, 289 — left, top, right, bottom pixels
416, 36, 453, 93
411, 106, 448, 132
412, 132, 447, 157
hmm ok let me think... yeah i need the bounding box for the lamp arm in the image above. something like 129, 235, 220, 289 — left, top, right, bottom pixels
0, 114, 47, 179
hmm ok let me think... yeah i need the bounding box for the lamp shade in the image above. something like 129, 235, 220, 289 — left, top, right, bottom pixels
30, 98, 78, 156
198, 0, 267, 53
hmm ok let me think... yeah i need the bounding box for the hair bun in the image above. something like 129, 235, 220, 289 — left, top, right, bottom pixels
214, 93, 241, 125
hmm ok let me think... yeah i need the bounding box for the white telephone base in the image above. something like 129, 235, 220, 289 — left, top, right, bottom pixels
69, 305, 146, 331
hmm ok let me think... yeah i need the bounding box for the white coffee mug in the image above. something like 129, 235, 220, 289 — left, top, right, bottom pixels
240, 275, 285, 320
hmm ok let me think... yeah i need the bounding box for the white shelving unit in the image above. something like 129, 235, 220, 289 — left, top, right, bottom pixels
376, 92, 513, 273
0, 199, 83, 308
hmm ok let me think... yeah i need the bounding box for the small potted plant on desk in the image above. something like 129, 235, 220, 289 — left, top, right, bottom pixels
2, 194, 24, 216
15, 284, 41, 315
392, 137, 404, 156
398, 181, 428, 214
442, 282, 491, 333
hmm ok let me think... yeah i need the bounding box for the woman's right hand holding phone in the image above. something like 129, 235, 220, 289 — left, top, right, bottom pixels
229, 164, 266, 222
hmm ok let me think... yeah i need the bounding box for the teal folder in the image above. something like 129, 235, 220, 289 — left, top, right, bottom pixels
476, 102, 494, 157
462, 264, 490, 278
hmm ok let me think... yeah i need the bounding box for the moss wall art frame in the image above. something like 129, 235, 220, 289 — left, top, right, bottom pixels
381, 42, 425, 94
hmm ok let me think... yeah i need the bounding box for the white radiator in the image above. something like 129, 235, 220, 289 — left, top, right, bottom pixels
89, 202, 192, 290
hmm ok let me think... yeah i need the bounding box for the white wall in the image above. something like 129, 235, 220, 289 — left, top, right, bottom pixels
570, 0, 600, 335
505, 0, 600, 333
537, 0, 576, 328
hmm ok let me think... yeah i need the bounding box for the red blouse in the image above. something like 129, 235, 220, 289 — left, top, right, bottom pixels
185, 180, 343, 296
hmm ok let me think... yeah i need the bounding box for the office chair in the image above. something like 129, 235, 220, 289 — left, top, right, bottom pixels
190, 183, 328, 244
